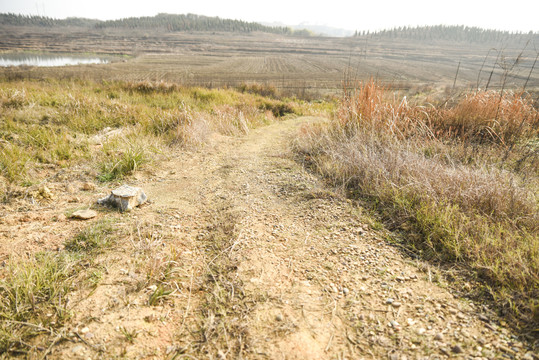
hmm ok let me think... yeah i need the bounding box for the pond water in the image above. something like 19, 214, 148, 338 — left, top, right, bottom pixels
0, 54, 109, 67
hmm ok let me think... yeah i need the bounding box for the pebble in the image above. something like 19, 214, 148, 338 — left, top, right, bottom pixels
342, 287, 349, 295
39, 185, 54, 199
386, 298, 394, 305
434, 333, 444, 341
71, 345, 85, 354
81, 182, 96, 191
392, 301, 402, 308
80, 327, 90, 334
71, 209, 97, 220
275, 314, 284, 322
451, 345, 464, 354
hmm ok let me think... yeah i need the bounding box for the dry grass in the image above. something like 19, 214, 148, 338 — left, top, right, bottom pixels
295, 80, 539, 329
0, 79, 303, 189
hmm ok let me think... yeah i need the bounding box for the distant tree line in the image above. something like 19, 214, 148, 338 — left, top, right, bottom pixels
95, 13, 294, 34
0, 13, 300, 35
354, 25, 538, 44
0, 13, 100, 27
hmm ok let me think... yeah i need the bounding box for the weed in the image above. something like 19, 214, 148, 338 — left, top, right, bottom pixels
0, 142, 30, 182
64, 220, 115, 253
148, 286, 174, 306
98, 142, 150, 182
0, 252, 78, 354
118, 326, 138, 343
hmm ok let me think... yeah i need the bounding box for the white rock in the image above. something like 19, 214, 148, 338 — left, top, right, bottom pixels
98, 185, 147, 212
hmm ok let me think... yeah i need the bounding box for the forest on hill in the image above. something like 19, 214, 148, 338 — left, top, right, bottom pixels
358, 25, 538, 45
3, 13, 537, 42
0, 13, 298, 35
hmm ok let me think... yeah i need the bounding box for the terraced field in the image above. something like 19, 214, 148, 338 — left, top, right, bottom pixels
1, 26, 538, 96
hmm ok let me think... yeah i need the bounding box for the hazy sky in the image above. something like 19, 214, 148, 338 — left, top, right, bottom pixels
1, 0, 537, 32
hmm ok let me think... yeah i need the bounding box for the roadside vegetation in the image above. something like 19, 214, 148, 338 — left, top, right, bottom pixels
0, 220, 114, 355
0, 79, 314, 193
294, 80, 539, 328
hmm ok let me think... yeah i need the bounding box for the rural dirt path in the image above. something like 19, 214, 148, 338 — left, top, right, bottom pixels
40, 117, 536, 359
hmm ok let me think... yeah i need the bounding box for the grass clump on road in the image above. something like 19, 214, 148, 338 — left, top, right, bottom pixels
294, 80, 539, 328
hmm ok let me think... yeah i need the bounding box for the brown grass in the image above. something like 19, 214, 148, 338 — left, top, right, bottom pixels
294, 80, 539, 329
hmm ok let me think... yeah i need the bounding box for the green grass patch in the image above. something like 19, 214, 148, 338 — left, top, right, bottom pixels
98, 142, 151, 182
0, 252, 78, 354
0, 219, 119, 355
64, 220, 115, 253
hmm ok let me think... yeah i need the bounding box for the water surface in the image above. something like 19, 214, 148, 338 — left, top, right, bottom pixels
0, 53, 109, 67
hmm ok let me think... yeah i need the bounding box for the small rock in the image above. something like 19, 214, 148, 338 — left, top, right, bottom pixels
81, 182, 96, 191
71, 209, 97, 220
417, 328, 426, 335
80, 327, 90, 334
342, 287, 349, 295
71, 345, 85, 354
434, 333, 444, 341
451, 345, 464, 354
392, 301, 402, 308
66, 184, 77, 194
275, 314, 284, 322
39, 185, 54, 199
386, 298, 394, 305
144, 314, 157, 322
57, 214, 67, 222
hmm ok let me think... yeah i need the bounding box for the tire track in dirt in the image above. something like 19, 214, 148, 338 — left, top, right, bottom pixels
45, 117, 537, 359
169, 117, 537, 359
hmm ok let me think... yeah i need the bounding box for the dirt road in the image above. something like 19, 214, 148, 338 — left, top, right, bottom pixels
11, 117, 535, 359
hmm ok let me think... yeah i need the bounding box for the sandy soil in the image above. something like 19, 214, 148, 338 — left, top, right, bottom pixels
1, 117, 536, 359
